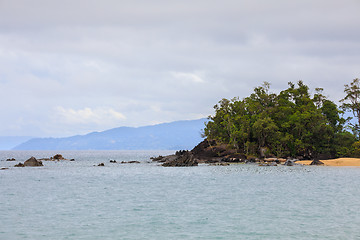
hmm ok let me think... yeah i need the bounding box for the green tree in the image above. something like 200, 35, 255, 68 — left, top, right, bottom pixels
341, 78, 360, 137
203, 80, 354, 158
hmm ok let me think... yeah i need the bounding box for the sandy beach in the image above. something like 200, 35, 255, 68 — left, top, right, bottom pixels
296, 158, 360, 166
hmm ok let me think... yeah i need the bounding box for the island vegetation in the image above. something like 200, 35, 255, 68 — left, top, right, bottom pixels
203, 79, 360, 160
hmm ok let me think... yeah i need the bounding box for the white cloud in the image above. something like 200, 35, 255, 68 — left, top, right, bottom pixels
0, 0, 359, 137
170, 71, 205, 83
55, 107, 126, 125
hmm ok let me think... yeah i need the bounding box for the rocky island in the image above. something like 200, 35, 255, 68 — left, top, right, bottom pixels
154, 79, 360, 167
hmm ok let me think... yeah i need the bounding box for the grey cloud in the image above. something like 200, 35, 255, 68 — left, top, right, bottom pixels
0, 0, 359, 136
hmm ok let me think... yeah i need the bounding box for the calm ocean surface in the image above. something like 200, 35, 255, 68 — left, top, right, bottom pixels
1, 150, 360, 240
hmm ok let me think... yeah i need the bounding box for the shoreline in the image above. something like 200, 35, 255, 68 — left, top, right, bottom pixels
296, 158, 360, 167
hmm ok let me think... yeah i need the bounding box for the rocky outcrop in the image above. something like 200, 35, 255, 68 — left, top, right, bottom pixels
190, 139, 246, 163
14, 157, 43, 167
151, 156, 166, 162
152, 138, 327, 167
120, 161, 140, 164
98, 163, 105, 166
39, 154, 74, 161
6, 158, 16, 161
24, 157, 43, 166
162, 151, 198, 167
310, 159, 324, 165
284, 159, 296, 166
14, 163, 24, 167
53, 154, 65, 160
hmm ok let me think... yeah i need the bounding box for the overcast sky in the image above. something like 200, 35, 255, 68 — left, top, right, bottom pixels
0, 0, 359, 137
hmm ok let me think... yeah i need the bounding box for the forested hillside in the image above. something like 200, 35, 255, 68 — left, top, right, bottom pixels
204, 80, 359, 159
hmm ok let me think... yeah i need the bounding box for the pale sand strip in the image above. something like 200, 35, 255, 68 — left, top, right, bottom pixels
296, 158, 360, 166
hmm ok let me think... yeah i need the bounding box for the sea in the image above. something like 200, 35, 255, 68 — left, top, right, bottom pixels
1, 150, 360, 240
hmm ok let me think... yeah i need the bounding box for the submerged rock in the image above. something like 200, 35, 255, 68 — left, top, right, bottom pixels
24, 157, 43, 167
120, 161, 140, 164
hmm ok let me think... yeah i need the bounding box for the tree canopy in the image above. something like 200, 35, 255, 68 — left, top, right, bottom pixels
340, 78, 360, 138
204, 81, 356, 159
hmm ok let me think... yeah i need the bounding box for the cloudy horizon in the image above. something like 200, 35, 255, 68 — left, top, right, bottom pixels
0, 0, 359, 137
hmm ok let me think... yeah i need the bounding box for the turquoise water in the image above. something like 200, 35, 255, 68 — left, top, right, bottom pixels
1, 151, 360, 240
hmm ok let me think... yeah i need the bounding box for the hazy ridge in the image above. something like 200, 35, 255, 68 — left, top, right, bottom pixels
13, 119, 207, 150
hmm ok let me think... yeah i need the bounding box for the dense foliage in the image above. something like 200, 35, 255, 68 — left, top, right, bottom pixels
204, 81, 357, 159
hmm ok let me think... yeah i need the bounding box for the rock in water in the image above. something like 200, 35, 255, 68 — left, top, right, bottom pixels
162, 151, 198, 167
53, 154, 65, 160
24, 157, 43, 167
284, 159, 295, 166
310, 159, 324, 165
14, 163, 24, 167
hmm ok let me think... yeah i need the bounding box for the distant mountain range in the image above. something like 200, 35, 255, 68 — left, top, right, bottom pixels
13, 119, 207, 150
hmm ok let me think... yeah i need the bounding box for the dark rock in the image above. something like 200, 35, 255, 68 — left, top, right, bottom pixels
209, 162, 230, 166
151, 155, 166, 162
40, 154, 71, 161
204, 158, 223, 164
162, 151, 198, 167
190, 139, 235, 162
1, 167, 9, 170
221, 157, 241, 163
217, 162, 229, 166
14, 162, 24, 167
109, 160, 117, 163
6, 158, 16, 161
284, 159, 295, 166
245, 158, 257, 163
70, 159, 75, 161
259, 162, 277, 166
175, 150, 188, 156
153, 139, 246, 164
24, 157, 43, 167
121, 161, 140, 164
310, 159, 324, 165
53, 154, 65, 160
98, 163, 105, 166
